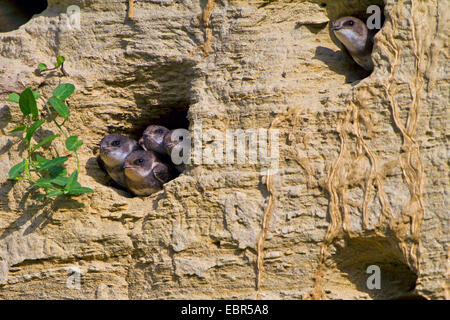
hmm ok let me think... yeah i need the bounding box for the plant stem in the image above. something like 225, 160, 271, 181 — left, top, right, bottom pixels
25, 116, 36, 182
44, 102, 80, 172
38, 64, 68, 77
24, 160, 35, 183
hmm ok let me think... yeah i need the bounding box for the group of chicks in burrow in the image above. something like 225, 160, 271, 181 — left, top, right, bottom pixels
98, 125, 184, 196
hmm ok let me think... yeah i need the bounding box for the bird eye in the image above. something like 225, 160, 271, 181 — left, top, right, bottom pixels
135, 158, 144, 165
111, 140, 120, 146
347, 21, 354, 26
155, 129, 163, 134
178, 136, 183, 141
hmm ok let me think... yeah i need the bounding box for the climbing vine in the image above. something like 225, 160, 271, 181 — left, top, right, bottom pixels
6, 56, 93, 201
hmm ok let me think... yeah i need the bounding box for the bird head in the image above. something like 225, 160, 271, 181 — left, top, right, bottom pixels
332, 16, 368, 53
163, 129, 187, 156
142, 125, 170, 154
99, 134, 137, 167
123, 150, 155, 181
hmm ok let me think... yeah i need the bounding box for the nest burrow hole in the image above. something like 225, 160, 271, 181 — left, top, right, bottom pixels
105, 59, 197, 141
322, 0, 386, 81
331, 236, 422, 300
0, 0, 48, 33
97, 59, 197, 191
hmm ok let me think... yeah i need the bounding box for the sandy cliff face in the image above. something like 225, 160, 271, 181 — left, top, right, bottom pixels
0, 0, 448, 299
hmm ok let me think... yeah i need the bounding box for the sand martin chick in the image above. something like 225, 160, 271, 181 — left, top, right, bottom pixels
140, 125, 170, 155
123, 150, 173, 196
163, 129, 187, 173
332, 16, 374, 71
99, 134, 141, 187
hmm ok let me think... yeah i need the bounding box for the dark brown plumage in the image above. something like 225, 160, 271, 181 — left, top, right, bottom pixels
98, 134, 141, 187
140, 125, 170, 155
332, 16, 374, 71
163, 129, 187, 173
123, 150, 173, 196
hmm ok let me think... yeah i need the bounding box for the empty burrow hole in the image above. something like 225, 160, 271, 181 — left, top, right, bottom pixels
88, 60, 198, 195
106, 59, 197, 140
0, 0, 48, 32
328, 236, 424, 300
313, 0, 386, 82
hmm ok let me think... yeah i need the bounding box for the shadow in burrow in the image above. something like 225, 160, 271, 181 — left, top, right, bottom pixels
326, 235, 423, 300
313, 46, 371, 83
0, 0, 48, 33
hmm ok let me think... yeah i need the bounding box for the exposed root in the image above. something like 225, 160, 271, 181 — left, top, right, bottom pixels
201, 0, 216, 56
307, 0, 427, 298
128, 0, 135, 19
254, 103, 316, 298
287, 105, 315, 188
255, 115, 283, 299
255, 172, 275, 299
383, 0, 425, 273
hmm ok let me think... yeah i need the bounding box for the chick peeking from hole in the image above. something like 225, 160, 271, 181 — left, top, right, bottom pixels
123, 150, 174, 196
140, 125, 187, 173
139, 125, 170, 155
98, 134, 141, 188
163, 129, 187, 173
99, 125, 186, 197
332, 16, 375, 71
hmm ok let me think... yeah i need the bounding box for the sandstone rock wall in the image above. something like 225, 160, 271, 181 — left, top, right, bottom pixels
0, 0, 448, 299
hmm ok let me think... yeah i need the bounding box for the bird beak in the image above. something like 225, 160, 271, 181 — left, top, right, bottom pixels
164, 142, 175, 150
332, 26, 342, 31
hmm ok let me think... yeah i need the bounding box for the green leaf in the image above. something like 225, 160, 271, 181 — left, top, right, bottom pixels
34, 178, 54, 190
31, 134, 60, 152
46, 189, 64, 197
53, 83, 75, 101
48, 166, 67, 178
50, 175, 71, 187
35, 154, 49, 164
9, 125, 27, 133
55, 56, 65, 68
19, 87, 37, 118
65, 170, 79, 192
69, 187, 94, 195
65, 136, 83, 151
49, 96, 70, 119
38, 63, 47, 71
8, 159, 26, 179
24, 120, 45, 143
6, 92, 19, 103
38, 156, 68, 172
71, 181, 82, 189
24, 159, 31, 179
23, 87, 39, 120
33, 90, 41, 99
